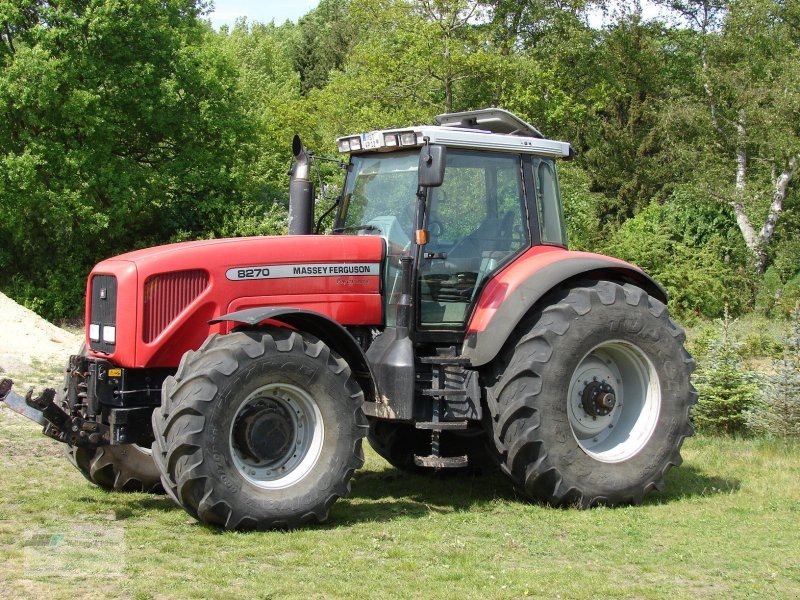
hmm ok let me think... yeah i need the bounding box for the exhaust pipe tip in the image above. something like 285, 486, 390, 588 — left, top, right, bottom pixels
288, 135, 314, 235
292, 134, 305, 160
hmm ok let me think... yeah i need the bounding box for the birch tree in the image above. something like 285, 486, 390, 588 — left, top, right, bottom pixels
661, 0, 800, 273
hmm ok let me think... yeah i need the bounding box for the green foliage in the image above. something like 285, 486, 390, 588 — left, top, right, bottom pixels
693, 308, 759, 435
778, 273, 800, 318
604, 200, 752, 319
288, 0, 354, 94
755, 267, 784, 317
557, 163, 606, 251
0, 0, 798, 324
748, 305, 800, 439
0, 0, 266, 318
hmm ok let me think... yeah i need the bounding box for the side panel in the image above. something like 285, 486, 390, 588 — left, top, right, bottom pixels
463, 246, 666, 366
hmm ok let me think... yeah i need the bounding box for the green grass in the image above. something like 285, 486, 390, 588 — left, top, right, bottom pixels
1, 405, 798, 600
1, 324, 798, 599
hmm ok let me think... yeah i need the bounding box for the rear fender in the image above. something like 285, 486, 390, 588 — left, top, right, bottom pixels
463, 249, 667, 367
209, 307, 377, 403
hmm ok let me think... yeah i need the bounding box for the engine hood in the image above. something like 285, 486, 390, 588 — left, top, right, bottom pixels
110, 234, 383, 270
88, 235, 385, 368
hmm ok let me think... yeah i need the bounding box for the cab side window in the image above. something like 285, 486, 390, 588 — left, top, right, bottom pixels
534, 158, 567, 246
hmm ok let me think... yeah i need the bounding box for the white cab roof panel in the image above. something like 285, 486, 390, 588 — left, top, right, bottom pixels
336, 107, 571, 158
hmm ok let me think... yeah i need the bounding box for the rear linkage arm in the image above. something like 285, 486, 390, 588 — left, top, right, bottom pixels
0, 378, 109, 447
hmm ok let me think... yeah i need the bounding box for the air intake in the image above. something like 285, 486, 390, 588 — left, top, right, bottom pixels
143, 270, 209, 343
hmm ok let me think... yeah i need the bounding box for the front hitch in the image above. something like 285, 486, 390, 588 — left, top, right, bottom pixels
0, 378, 109, 447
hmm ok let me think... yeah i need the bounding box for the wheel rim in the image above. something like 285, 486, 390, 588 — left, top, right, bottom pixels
567, 341, 661, 463
230, 383, 324, 489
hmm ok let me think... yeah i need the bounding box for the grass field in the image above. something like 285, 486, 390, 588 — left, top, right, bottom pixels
1, 319, 799, 600
1, 400, 799, 599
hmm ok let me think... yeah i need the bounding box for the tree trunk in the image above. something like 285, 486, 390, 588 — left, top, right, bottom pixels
730, 150, 798, 274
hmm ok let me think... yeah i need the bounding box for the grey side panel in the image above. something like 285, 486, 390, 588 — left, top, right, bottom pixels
462, 258, 667, 367
210, 307, 377, 403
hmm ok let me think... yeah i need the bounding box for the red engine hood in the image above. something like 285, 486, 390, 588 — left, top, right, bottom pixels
87, 235, 385, 368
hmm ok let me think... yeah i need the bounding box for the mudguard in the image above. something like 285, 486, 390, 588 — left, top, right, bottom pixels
210, 307, 377, 403
462, 247, 667, 367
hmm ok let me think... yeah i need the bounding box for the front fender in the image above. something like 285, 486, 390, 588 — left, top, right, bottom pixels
462, 248, 666, 367
210, 307, 377, 403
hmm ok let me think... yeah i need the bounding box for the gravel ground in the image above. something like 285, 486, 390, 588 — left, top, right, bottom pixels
0, 291, 80, 380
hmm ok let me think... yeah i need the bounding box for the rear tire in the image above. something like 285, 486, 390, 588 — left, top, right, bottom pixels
64, 444, 163, 493
485, 280, 695, 507
151, 329, 367, 530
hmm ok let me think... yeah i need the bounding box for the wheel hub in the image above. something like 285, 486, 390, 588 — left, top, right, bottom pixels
567, 341, 661, 463
229, 383, 324, 490
233, 400, 295, 465
581, 380, 617, 417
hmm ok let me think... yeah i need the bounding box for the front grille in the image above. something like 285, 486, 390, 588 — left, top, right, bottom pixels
90, 275, 118, 353
142, 270, 209, 343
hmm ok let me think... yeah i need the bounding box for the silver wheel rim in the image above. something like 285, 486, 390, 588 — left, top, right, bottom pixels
567, 341, 661, 463
229, 383, 324, 489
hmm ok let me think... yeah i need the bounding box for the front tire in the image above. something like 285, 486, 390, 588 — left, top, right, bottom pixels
151, 329, 367, 530
485, 280, 695, 507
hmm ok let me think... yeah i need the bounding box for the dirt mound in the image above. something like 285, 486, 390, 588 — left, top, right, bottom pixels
0, 292, 81, 375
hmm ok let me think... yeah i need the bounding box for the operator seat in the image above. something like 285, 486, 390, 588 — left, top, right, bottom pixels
446, 209, 515, 262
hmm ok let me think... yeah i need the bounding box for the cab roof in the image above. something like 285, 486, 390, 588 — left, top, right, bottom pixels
336, 107, 571, 159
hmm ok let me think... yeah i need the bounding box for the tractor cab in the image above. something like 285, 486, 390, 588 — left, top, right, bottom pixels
334, 108, 571, 331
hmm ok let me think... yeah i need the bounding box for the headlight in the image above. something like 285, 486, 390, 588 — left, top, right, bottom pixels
399, 132, 417, 146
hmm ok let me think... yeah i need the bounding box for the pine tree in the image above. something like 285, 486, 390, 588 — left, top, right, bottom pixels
748, 304, 800, 440
693, 305, 759, 435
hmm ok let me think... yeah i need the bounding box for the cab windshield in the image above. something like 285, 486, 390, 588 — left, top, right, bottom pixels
337, 148, 531, 328
337, 151, 418, 323
338, 151, 418, 250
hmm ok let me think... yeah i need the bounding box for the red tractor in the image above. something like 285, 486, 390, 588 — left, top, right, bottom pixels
1, 108, 695, 529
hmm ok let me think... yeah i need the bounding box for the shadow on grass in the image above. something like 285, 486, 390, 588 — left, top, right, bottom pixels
332, 462, 741, 524
71, 463, 740, 527
649, 464, 741, 503
328, 466, 520, 525
68, 493, 181, 522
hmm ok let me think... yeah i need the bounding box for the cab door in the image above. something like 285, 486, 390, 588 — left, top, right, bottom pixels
417, 150, 529, 329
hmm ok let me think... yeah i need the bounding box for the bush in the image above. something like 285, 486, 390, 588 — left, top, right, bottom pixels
776, 272, 800, 318
603, 202, 751, 321
748, 305, 800, 439
692, 308, 759, 435
754, 267, 783, 317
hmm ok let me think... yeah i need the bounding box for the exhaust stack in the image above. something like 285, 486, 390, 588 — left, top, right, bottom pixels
288, 135, 314, 235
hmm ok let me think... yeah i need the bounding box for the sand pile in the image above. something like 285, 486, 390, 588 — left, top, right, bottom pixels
0, 292, 81, 375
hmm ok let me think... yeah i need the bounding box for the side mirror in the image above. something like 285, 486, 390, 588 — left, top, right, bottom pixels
418, 144, 446, 188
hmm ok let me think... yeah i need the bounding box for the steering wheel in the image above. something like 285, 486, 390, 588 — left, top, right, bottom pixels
428, 219, 443, 240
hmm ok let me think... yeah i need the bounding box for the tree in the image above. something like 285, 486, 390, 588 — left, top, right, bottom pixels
310, 0, 495, 136
692, 306, 759, 434
748, 304, 800, 439
659, 0, 800, 273
0, 1, 260, 317
289, 0, 355, 94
